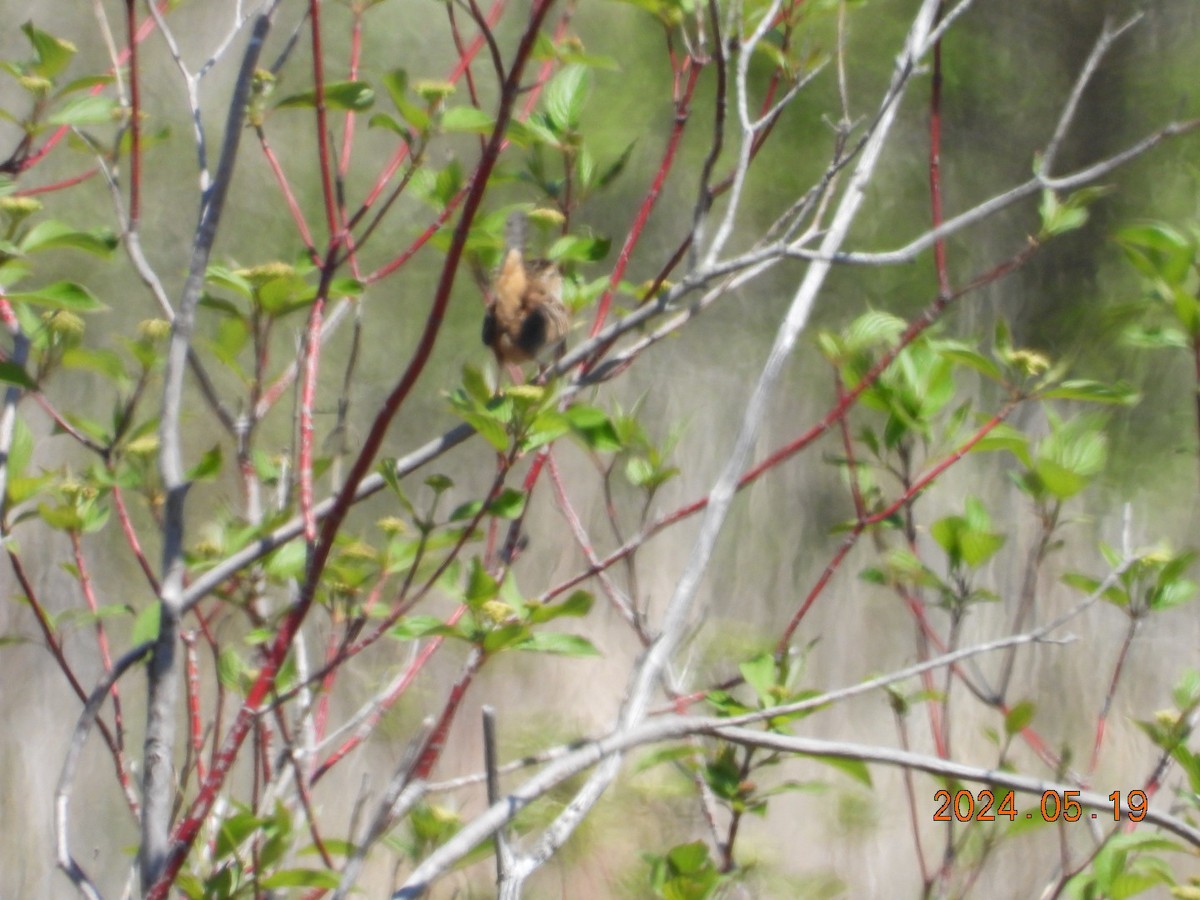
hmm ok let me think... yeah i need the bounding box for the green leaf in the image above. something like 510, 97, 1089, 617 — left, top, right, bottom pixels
186, 445, 223, 481
597, 140, 637, 189
23, 22, 76, 79
368, 112, 410, 137
939, 342, 1005, 382
56, 74, 114, 96
548, 234, 612, 262
278, 80, 375, 111
205, 264, 254, 300
264, 540, 307, 581
739, 653, 776, 707
61, 347, 126, 383
457, 409, 508, 451
382, 68, 430, 131
465, 558, 499, 607
1041, 380, 1139, 405
1148, 578, 1197, 612
9, 281, 105, 311
0, 360, 35, 389
1116, 221, 1195, 286
1004, 700, 1035, 735
392, 615, 457, 640
48, 95, 117, 126
544, 64, 588, 132
6, 415, 33, 480
1033, 458, 1086, 499
566, 405, 622, 452
483, 623, 531, 654
21, 220, 118, 257
130, 603, 161, 646
518, 632, 600, 657
814, 755, 872, 786
487, 488, 526, 519
441, 105, 494, 134
259, 869, 341, 889
528, 590, 594, 623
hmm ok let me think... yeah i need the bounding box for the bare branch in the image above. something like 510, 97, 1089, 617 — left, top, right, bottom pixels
143, 8, 278, 890
56, 642, 153, 900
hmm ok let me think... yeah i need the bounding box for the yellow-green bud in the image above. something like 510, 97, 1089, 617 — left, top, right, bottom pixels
125, 434, 160, 457
137, 318, 171, 342
414, 80, 455, 102
43, 310, 85, 342
480, 600, 514, 624
0, 195, 43, 216
1009, 349, 1050, 376
235, 261, 295, 286
527, 207, 566, 230
339, 539, 377, 561
377, 516, 408, 536
17, 75, 53, 95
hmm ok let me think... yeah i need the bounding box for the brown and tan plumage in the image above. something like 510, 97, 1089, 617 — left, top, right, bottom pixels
482, 212, 569, 364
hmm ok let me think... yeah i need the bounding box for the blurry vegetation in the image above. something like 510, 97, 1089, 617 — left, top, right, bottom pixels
0, 1, 1199, 898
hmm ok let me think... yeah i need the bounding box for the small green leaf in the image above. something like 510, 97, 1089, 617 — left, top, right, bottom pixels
597, 140, 636, 189
22, 22, 76, 79
518, 632, 600, 656
815, 755, 872, 786
441, 106, 494, 134
264, 540, 307, 581
483, 623, 531, 654
392, 615, 456, 640
0, 360, 35, 388
259, 869, 341, 889
9, 281, 105, 311
278, 80, 375, 111
528, 590, 593, 623
487, 488, 525, 519
457, 409, 508, 451
1040, 380, 1139, 405
1004, 700, 1035, 735
544, 64, 588, 132
740, 653, 776, 706
21, 220, 118, 257
465, 558, 499, 607
61, 347, 126, 382
130, 603, 161, 646
48, 95, 117, 126
548, 234, 611, 262
187, 445, 223, 481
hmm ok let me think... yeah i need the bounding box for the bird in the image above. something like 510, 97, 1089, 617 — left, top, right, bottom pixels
482, 211, 569, 365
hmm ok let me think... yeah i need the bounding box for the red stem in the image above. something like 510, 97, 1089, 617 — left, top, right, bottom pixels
311, 605, 468, 783
182, 630, 206, 784
71, 531, 124, 745
14, 168, 99, 195
412, 648, 485, 779
112, 482, 160, 593
6, 548, 139, 813
776, 401, 1020, 651
589, 60, 702, 337
258, 129, 318, 261
309, 0, 338, 239
125, 0, 142, 228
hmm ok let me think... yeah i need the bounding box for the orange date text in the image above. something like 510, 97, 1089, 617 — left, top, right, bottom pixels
932, 789, 1147, 823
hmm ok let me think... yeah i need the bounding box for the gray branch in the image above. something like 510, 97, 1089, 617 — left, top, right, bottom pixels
141, 9, 277, 892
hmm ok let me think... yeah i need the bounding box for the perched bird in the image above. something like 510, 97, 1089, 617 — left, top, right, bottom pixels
482, 211, 569, 365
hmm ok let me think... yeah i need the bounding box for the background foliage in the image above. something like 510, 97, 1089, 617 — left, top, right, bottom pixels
1, 0, 1200, 897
